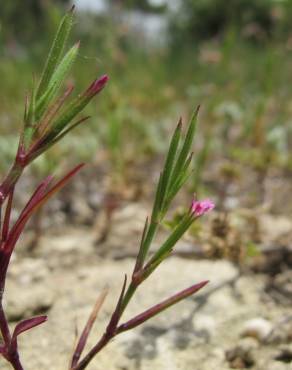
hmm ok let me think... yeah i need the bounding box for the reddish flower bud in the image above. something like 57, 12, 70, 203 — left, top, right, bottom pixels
85, 75, 109, 97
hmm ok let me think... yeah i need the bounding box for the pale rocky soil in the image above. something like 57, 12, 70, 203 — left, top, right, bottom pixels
0, 204, 291, 370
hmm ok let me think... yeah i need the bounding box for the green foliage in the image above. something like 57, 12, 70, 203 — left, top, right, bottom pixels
36, 7, 75, 100
0, 8, 108, 203
136, 111, 199, 267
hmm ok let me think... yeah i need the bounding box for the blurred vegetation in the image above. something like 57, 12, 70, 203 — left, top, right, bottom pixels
0, 0, 70, 45
0, 0, 292, 206
168, 0, 292, 44
109, 0, 166, 12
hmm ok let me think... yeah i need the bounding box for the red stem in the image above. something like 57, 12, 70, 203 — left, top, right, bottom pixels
0, 162, 24, 206
0, 161, 26, 369
2, 187, 15, 241
0, 293, 24, 370
7, 351, 24, 370
71, 333, 111, 370
0, 302, 11, 345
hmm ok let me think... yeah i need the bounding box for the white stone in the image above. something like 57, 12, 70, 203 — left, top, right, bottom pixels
241, 318, 273, 342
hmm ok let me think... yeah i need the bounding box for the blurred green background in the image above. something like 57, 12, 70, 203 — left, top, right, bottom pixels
0, 0, 292, 211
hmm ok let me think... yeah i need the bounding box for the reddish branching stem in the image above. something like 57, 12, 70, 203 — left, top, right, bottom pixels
71, 279, 208, 370
0, 165, 84, 370
70, 289, 108, 368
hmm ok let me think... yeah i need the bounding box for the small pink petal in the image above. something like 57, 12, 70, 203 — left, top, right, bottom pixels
191, 199, 215, 217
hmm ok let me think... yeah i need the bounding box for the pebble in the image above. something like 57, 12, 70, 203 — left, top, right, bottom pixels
225, 338, 257, 369
241, 317, 273, 342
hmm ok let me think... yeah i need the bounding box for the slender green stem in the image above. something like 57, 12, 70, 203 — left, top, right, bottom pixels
120, 282, 138, 316
138, 221, 158, 266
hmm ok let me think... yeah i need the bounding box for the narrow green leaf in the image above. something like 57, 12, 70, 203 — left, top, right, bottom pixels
137, 172, 164, 264
35, 80, 58, 119
36, 43, 79, 119
159, 119, 182, 211
166, 170, 192, 206
132, 118, 189, 266
151, 172, 163, 222
26, 86, 36, 126
23, 94, 29, 123
47, 42, 79, 91
171, 107, 199, 182
138, 222, 158, 269
36, 42, 79, 119
165, 153, 193, 204
23, 86, 37, 149
37, 7, 74, 98
134, 217, 149, 273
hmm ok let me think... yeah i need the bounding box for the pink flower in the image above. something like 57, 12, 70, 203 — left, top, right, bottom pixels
191, 199, 215, 217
